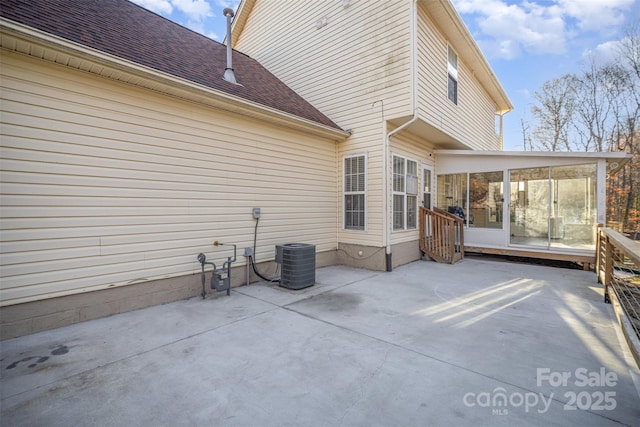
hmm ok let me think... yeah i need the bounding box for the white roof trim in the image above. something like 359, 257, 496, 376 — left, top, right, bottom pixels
436, 150, 631, 159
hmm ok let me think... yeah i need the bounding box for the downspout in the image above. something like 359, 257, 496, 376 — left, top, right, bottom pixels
381, 0, 419, 272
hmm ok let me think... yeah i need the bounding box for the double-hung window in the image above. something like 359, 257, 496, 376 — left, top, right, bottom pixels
344, 154, 366, 230
447, 45, 458, 105
393, 155, 418, 230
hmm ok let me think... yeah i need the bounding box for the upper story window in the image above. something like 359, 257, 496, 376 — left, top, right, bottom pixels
447, 45, 458, 105
344, 154, 366, 230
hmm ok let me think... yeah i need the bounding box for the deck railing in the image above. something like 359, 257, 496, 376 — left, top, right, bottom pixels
419, 207, 464, 264
596, 226, 640, 365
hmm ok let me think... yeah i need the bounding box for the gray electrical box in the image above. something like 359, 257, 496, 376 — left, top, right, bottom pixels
252, 207, 261, 219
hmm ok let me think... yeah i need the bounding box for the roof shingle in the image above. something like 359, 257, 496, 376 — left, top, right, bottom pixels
1, 0, 342, 130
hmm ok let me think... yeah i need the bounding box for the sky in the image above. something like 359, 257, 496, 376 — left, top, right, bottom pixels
132, 0, 640, 150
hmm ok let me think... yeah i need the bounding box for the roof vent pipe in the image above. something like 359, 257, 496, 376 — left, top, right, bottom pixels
222, 8, 238, 85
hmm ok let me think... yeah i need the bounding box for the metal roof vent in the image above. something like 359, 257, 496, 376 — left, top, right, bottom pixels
222, 8, 239, 85
275, 243, 316, 290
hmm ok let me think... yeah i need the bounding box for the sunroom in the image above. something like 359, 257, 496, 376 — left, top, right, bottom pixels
430, 150, 631, 264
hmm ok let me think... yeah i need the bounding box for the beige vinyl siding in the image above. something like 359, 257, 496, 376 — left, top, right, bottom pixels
389, 131, 435, 245
456, 61, 502, 150
416, 3, 500, 150
235, 0, 413, 122
235, 0, 414, 247
337, 123, 384, 247
0, 52, 337, 306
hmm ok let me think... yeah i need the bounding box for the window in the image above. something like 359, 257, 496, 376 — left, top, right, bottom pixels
423, 166, 433, 209
469, 171, 504, 228
393, 155, 418, 230
437, 172, 468, 225
437, 171, 504, 228
407, 161, 418, 228
393, 156, 405, 229
447, 46, 458, 105
509, 164, 596, 249
344, 155, 366, 230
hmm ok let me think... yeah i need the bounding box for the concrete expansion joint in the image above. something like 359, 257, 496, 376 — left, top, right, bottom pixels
280, 273, 382, 308
233, 272, 382, 309
229, 288, 282, 307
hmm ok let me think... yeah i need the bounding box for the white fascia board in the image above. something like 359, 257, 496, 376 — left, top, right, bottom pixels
436, 149, 631, 160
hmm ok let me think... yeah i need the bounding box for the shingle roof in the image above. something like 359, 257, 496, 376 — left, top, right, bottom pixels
0, 0, 342, 130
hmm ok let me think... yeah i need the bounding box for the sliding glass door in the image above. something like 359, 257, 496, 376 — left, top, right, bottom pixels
549, 165, 597, 249
509, 164, 597, 250
509, 168, 550, 247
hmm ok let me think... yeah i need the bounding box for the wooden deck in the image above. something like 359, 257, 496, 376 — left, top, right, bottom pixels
464, 245, 596, 270
420, 206, 598, 269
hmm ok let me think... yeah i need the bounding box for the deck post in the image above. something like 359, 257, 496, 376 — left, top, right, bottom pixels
419, 207, 425, 255
604, 235, 613, 304
451, 217, 455, 261
595, 224, 603, 282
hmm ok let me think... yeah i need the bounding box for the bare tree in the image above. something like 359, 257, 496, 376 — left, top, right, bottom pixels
519, 118, 532, 151
530, 74, 578, 151
620, 23, 640, 81
616, 24, 640, 153
572, 58, 626, 152
612, 25, 640, 234
526, 26, 640, 234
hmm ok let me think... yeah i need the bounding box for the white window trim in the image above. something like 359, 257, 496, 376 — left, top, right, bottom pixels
343, 153, 367, 231
392, 154, 418, 231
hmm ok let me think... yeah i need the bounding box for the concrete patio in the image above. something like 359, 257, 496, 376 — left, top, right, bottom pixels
1, 257, 639, 426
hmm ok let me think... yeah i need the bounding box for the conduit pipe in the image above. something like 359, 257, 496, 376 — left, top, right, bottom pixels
222, 8, 239, 84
